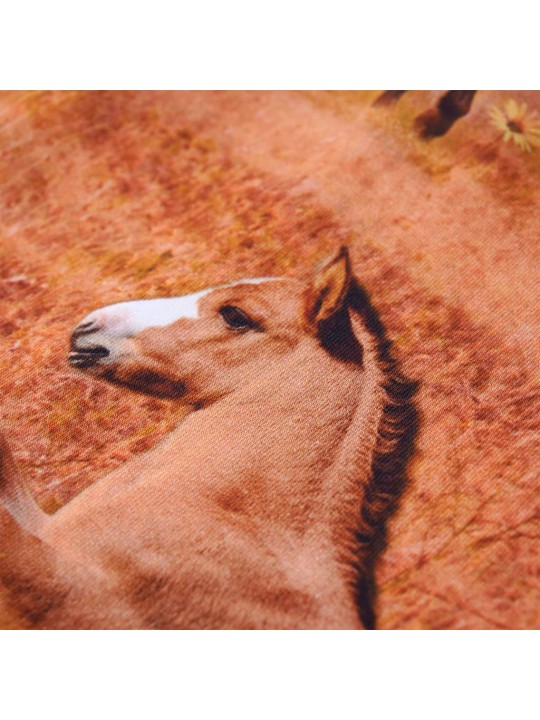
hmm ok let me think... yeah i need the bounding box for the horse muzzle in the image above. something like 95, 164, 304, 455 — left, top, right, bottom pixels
69, 320, 111, 369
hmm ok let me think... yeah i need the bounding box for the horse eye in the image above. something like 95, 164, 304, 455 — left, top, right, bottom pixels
219, 305, 255, 330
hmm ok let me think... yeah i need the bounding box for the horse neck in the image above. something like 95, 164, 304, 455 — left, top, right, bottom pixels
175, 310, 385, 551
316, 313, 386, 570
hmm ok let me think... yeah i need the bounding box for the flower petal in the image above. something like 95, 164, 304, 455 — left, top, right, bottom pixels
527, 123, 540, 137
489, 106, 507, 132
506, 99, 518, 117
514, 134, 530, 152
516, 102, 528, 120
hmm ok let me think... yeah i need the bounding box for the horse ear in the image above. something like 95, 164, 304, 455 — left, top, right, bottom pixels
304, 246, 351, 330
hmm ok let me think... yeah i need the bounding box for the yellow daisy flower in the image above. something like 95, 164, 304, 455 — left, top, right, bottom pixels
489, 99, 540, 152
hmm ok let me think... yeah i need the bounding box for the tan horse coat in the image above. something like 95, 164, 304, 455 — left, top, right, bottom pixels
0, 248, 416, 629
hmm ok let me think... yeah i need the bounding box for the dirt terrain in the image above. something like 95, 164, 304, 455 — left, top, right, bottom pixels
0, 91, 538, 629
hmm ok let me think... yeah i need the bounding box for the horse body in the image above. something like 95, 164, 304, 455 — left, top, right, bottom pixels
0, 248, 415, 629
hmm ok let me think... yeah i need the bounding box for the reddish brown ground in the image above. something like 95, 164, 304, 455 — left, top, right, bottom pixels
0, 91, 538, 629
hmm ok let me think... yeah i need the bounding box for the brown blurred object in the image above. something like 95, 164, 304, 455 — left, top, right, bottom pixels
414, 90, 477, 138
373, 90, 407, 107
0, 91, 539, 629
374, 90, 477, 138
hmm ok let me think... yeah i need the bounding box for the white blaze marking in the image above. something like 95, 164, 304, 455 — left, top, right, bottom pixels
222, 277, 279, 287
82, 278, 283, 337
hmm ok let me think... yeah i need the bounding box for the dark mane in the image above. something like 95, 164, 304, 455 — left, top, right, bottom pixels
347, 278, 419, 629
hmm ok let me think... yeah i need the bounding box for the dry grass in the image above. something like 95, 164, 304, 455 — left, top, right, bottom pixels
0, 91, 539, 628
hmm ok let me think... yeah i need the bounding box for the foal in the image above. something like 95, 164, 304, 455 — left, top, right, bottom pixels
0, 248, 416, 629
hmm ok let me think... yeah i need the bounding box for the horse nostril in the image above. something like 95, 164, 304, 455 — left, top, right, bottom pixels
72, 318, 102, 339
69, 316, 111, 368
68, 344, 110, 368
80, 345, 109, 356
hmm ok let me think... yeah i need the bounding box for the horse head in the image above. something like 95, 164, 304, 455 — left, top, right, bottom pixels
1, 247, 417, 629
69, 247, 353, 403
